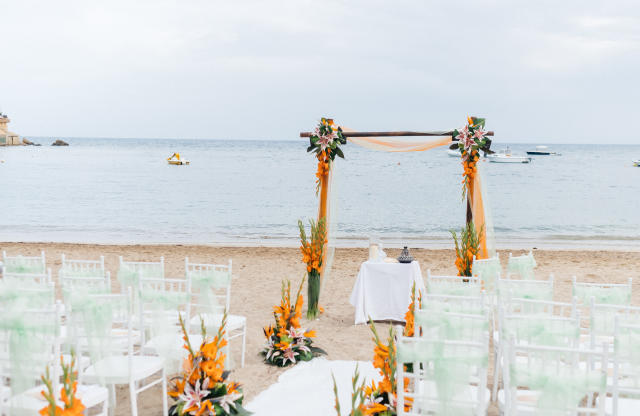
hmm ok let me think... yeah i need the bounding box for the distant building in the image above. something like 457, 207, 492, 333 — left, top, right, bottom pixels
0, 113, 21, 145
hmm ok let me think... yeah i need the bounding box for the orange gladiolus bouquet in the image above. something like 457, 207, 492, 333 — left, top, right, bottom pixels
168, 313, 250, 416
40, 351, 85, 416
299, 217, 327, 319
261, 278, 325, 367
451, 116, 491, 199
403, 283, 422, 338
451, 222, 482, 277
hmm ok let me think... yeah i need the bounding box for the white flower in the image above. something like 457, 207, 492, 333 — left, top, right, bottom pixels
218, 391, 243, 413
179, 379, 210, 415
473, 127, 486, 140
282, 348, 298, 365
288, 327, 305, 339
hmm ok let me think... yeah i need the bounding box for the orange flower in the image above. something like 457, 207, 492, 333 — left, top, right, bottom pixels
303, 330, 316, 338
362, 402, 388, 415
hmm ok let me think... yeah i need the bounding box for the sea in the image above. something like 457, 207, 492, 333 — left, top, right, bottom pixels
1, 138, 639, 250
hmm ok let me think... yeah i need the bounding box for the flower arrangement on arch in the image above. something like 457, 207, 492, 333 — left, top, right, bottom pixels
451, 116, 490, 198
40, 351, 85, 416
261, 278, 325, 367
168, 313, 250, 416
299, 217, 327, 319
451, 222, 483, 277
306, 118, 347, 194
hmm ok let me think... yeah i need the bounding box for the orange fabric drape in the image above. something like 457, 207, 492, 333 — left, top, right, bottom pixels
468, 172, 488, 259
347, 136, 452, 152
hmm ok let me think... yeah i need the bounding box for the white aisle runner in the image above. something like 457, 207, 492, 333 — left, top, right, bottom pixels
245, 358, 381, 416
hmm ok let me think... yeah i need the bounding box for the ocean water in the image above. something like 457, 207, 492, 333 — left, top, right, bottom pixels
0, 138, 639, 249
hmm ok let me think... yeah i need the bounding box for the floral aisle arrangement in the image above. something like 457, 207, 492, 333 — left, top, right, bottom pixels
168, 313, 250, 416
306, 118, 347, 194
261, 279, 325, 367
451, 222, 482, 277
298, 218, 327, 319
451, 116, 490, 198
334, 292, 422, 415
40, 352, 85, 416
333, 320, 407, 416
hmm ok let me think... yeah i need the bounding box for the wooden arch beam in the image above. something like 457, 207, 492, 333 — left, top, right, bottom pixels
300, 130, 494, 138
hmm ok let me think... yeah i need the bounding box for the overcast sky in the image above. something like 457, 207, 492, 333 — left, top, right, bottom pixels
1, 0, 639, 143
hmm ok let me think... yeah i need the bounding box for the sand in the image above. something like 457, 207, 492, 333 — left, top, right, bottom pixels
2, 242, 639, 415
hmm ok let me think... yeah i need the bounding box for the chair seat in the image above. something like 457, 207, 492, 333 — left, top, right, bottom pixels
415, 380, 490, 411
2, 385, 51, 414
497, 389, 540, 415
603, 395, 640, 415
190, 313, 246, 332
75, 383, 109, 409
83, 355, 165, 384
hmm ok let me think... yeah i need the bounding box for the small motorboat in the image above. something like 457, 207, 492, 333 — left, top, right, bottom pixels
488, 147, 532, 164
447, 149, 461, 157
167, 153, 190, 165
526, 145, 561, 156
633, 160, 640, 167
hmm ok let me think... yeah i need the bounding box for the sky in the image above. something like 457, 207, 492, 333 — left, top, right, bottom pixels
1, 0, 639, 143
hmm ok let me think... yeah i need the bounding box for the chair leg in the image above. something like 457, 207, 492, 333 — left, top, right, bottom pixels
108, 384, 116, 416
129, 381, 138, 416
492, 345, 501, 400
241, 325, 246, 368
162, 368, 168, 415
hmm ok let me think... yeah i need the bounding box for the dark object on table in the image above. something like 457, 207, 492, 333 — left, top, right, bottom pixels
397, 246, 414, 263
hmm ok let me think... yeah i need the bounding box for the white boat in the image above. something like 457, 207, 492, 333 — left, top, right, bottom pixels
526, 145, 560, 156
634, 160, 640, 167
488, 147, 532, 164
447, 149, 461, 157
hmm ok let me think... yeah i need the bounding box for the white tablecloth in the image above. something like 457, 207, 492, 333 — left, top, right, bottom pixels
349, 260, 425, 325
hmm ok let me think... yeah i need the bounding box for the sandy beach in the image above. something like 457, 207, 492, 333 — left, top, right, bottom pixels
2, 242, 639, 415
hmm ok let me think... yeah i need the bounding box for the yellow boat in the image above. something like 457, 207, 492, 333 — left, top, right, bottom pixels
167, 153, 190, 165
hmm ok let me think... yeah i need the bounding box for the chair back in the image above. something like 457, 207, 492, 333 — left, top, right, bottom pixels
416, 309, 489, 342
421, 293, 486, 315
2, 268, 53, 285
499, 308, 581, 348
497, 275, 554, 302
612, 318, 640, 416
472, 253, 501, 293
70, 290, 134, 385
0, 302, 61, 407
572, 276, 632, 306
185, 257, 233, 318
60, 254, 107, 277
0, 281, 56, 310
504, 341, 607, 416
2, 250, 46, 274
426, 270, 481, 296
117, 256, 164, 288
507, 251, 536, 279
397, 336, 489, 415
502, 293, 576, 317
61, 255, 111, 305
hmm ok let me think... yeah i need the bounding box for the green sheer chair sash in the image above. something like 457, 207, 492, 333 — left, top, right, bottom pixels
507, 252, 536, 280
398, 337, 488, 415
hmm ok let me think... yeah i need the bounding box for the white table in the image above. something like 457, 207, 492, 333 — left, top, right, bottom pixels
349, 260, 425, 325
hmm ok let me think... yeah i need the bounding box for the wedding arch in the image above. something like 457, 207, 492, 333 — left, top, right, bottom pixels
297, 117, 496, 316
